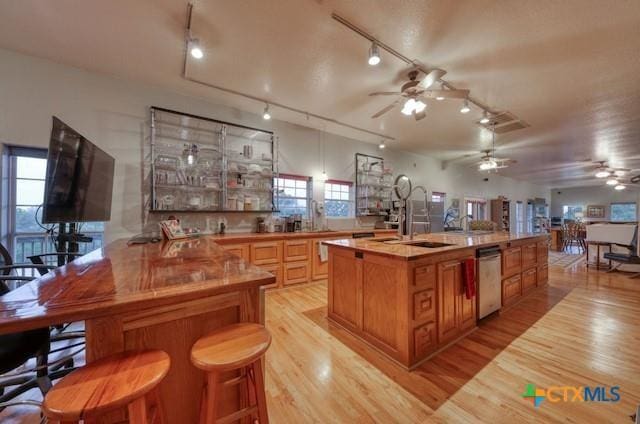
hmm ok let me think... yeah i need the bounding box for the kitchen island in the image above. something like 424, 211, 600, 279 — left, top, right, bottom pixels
325, 232, 549, 369
0, 236, 274, 423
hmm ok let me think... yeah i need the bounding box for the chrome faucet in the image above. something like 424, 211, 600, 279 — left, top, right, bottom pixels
459, 214, 472, 232
310, 199, 318, 231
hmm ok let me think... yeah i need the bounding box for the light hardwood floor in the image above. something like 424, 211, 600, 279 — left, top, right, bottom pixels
3, 258, 640, 423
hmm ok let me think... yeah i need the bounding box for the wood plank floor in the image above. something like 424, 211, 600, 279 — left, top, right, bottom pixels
3, 257, 640, 423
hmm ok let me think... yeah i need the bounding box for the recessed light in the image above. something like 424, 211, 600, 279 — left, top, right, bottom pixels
368, 42, 381, 66
460, 99, 470, 114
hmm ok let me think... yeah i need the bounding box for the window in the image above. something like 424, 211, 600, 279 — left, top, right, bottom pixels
516, 201, 524, 233
4, 146, 104, 266
431, 191, 446, 203
610, 202, 637, 222
274, 174, 311, 217
562, 205, 583, 221
466, 198, 486, 220
324, 180, 353, 218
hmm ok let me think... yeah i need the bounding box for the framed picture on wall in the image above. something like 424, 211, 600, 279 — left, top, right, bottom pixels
586, 205, 605, 218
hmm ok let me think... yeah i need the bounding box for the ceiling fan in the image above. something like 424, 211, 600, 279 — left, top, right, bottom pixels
592, 160, 631, 179
369, 69, 469, 121
475, 123, 515, 171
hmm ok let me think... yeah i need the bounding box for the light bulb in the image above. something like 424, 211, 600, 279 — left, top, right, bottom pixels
460, 100, 470, 114
414, 100, 426, 113
401, 98, 416, 116
187, 154, 194, 165
321, 171, 328, 182
368, 42, 381, 66
379, 141, 386, 149
614, 170, 626, 177
615, 184, 626, 190
262, 104, 271, 120
479, 162, 491, 171
480, 111, 490, 124
189, 39, 203, 59
606, 178, 618, 185
436, 95, 445, 101
595, 170, 610, 178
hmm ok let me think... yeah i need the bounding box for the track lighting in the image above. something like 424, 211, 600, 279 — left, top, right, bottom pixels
480, 111, 490, 124
436, 83, 445, 101
614, 170, 626, 177
378, 140, 386, 149
606, 178, 618, 185
189, 38, 203, 59
595, 170, 610, 178
460, 100, 470, 114
368, 42, 381, 66
615, 184, 626, 190
262, 104, 271, 120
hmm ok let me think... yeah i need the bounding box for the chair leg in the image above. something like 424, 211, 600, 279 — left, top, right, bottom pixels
251, 359, 269, 424
201, 372, 219, 424
607, 262, 622, 273
127, 396, 148, 424
147, 387, 166, 424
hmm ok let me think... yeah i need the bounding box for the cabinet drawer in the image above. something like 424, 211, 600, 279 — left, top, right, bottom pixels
414, 264, 436, 288
414, 322, 437, 358
250, 241, 282, 265
502, 246, 522, 278
502, 274, 522, 305
538, 263, 549, 285
284, 240, 310, 262
537, 241, 549, 263
413, 289, 436, 322
522, 267, 537, 292
283, 260, 310, 285
522, 243, 537, 268
221, 244, 250, 261
258, 263, 282, 289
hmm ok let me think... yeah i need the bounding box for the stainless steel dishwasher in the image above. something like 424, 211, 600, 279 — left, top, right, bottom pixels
477, 246, 502, 319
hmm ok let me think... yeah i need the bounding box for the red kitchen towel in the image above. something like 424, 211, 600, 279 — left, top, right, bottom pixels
462, 258, 476, 299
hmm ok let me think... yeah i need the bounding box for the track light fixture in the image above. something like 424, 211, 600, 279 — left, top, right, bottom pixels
460, 99, 471, 114
595, 170, 610, 178
368, 42, 381, 66
436, 83, 445, 101
480, 111, 490, 124
262, 104, 271, 120
378, 140, 386, 149
606, 178, 618, 185
189, 38, 203, 59
615, 184, 626, 190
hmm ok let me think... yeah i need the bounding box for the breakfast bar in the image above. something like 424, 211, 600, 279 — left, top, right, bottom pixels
0, 236, 274, 423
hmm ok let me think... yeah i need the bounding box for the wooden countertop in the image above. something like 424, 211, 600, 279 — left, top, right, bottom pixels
207, 229, 396, 244
324, 231, 549, 260
0, 236, 275, 335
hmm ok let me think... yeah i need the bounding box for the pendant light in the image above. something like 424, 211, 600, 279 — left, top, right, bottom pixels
262, 104, 271, 120
320, 126, 328, 181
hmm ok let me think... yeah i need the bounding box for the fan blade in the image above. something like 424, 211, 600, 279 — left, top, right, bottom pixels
414, 110, 427, 121
368, 91, 401, 96
417, 69, 446, 89
422, 89, 469, 99
371, 99, 400, 119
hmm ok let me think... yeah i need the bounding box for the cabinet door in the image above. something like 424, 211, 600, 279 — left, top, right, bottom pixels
413, 289, 436, 322
538, 263, 549, 286
458, 259, 476, 331
522, 267, 537, 293
502, 274, 522, 306
537, 241, 549, 264
437, 260, 460, 342
414, 264, 436, 288
502, 246, 522, 278
221, 244, 250, 261
250, 241, 282, 265
283, 260, 310, 286
522, 243, 537, 269
284, 240, 310, 262
414, 322, 437, 358
312, 239, 329, 280
258, 263, 282, 289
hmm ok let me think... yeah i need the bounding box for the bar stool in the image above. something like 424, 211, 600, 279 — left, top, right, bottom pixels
191, 323, 271, 424
43, 350, 170, 424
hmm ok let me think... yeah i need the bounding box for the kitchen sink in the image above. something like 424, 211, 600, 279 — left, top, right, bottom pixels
370, 237, 401, 242
403, 241, 456, 248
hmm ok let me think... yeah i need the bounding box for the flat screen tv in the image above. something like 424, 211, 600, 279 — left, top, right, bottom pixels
42, 117, 115, 224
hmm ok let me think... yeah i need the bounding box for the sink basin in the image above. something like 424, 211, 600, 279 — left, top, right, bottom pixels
370, 237, 401, 242
404, 241, 456, 248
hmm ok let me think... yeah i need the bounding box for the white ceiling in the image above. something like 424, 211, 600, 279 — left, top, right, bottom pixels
1, 0, 640, 188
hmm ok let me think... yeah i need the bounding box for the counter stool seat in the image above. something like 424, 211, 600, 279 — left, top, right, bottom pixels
43, 349, 170, 423
191, 323, 271, 424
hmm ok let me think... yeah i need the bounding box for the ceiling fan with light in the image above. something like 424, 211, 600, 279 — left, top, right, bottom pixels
475, 124, 515, 172
369, 69, 469, 121
592, 161, 636, 190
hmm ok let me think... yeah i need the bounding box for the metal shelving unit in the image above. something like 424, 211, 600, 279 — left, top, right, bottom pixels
355, 153, 393, 217
149, 106, 277, 213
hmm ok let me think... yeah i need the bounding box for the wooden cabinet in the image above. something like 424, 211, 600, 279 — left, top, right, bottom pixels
502, 246, 522, 278
522, 243, 537, 269
522, 267, 537, 293
537, 240, 549, 264
413, 264, 436, 288
312, 239, 332, 281
328, 248, 361, 328
258, 263, 282, 289
437, 258, 475, 342
502, 273, 522, 306
414, 322, 437, 358
284, 240, 310, 262
413, 289, 435, 322
250, 241, 282, 265
538, 263, 549, 286
221, 244, 250, 261
283, 260, 310, 286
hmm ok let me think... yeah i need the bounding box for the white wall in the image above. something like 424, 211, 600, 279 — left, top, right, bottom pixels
0, 48, 550, 242
550, 185, 640, 221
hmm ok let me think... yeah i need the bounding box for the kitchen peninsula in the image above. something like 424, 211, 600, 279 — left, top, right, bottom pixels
325, 232, 549, 369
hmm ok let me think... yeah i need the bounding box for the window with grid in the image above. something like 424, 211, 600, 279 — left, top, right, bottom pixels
562, 205, 583, 221
5, 146, 105, 265
274, 174, 311, 217
610, 202, 637, 222
324, 180, 353, 218
431, 191, 446, 203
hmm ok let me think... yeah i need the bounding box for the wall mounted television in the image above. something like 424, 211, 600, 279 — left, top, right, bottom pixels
42, 116, 115, 224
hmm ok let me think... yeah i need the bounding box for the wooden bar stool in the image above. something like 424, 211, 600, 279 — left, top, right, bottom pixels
43, 350, 170, 424
191, 323, 271, 424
